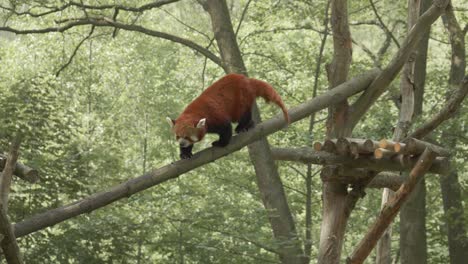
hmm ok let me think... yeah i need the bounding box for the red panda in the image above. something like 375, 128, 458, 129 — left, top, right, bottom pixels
167, 73, 289, 159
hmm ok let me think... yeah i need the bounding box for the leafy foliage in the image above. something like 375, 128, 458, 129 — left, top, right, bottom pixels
0, 0, 466, 263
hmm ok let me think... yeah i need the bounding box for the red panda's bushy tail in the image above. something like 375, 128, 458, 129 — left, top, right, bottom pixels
249, 78, 290, 124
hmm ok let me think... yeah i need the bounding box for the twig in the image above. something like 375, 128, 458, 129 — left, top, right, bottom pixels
0, 17, 224, 70
56, 26, 95, 77
235, 0, 253, 36
369, 0, 400, 48
0, 0, 180, 17
352, 38, 378, 64
239, 26, 325, 47
160, 8, 211, 42
408, 76, 468, 139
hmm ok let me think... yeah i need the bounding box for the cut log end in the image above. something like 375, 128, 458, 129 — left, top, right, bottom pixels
394, 142, 405, 153
378, 139, 396, 150
374, 148, 395, 159
313, 142, 322, 151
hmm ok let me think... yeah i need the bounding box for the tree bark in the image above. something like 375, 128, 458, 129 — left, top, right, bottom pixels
0, 139, 24, 264
440, 169, 468, 263
0, 154, 39, 183
439, 3, 468, 263
398, 0, 431, 263
318, 1, 353, 263
349, 0, 450, 128
200, 1, 304, 263
271, 147, 450, 175
347, 148, 438, 264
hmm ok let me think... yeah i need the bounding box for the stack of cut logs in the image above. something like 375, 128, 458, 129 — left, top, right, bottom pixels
313, 137, 450, 188
313, 137, 450, 160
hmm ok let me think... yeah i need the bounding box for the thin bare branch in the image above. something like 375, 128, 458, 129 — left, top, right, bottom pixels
408, 76, 468, 139
239, 26, 325, 47
352, 38, 378, 64
0, 0, 180, 18
56, 26, 95, 77
369, 0, 400, 48
0, 17, 224, 69
235, 0, 253, 36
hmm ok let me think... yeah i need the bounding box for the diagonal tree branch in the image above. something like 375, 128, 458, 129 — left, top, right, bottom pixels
349, 0, 450, 129
407, 76, 468, 139
13, 69, 379, 239
347, 147, 438, 264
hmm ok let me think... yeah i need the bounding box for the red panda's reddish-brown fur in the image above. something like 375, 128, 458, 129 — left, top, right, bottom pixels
175, 74, 289, 129
170, 73, 289, 159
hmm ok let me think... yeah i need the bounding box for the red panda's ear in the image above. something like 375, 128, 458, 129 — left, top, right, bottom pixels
166, 117, 175, 128
196, 118, 206, 129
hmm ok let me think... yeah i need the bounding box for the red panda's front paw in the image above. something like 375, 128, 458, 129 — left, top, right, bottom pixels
180, 152, 193, 159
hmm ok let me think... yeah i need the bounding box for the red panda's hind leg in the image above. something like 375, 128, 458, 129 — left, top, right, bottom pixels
235, 110, 255, 134
208, 122, 232, 147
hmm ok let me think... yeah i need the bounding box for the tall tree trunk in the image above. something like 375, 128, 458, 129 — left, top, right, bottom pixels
440, 3, 468, 263
199, 1, 304, 263
376, 0, 431, 262
317, 0, 353, 263
399, 0, 431, 263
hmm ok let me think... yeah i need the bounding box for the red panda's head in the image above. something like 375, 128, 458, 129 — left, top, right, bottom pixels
166, 117, 207, 148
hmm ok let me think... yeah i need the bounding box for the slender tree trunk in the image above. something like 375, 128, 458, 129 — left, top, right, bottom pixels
318, 0, 353, 263
399, 0, 431, 263
304, 2, 330, 263
440, 4, 468, 263
440, 167, 468, 263
199, 1, 304, 263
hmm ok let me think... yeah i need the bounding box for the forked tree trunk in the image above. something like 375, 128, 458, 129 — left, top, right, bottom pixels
199, 1, 304, 263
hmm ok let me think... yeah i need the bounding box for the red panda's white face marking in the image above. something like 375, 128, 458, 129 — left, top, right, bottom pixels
166, 117, 207, 147
178, 137, 192, 148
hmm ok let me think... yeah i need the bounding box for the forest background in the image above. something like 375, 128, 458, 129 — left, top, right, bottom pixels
0, 0, 467, 263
